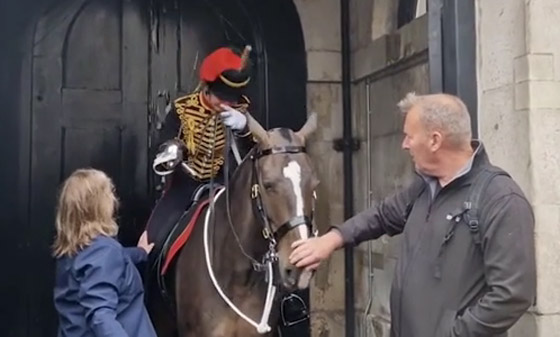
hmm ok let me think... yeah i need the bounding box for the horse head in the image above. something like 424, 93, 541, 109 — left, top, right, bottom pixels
245, 112, 319, 291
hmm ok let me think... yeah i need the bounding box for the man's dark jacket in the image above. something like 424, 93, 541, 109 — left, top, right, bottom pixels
335, 142, 536, 337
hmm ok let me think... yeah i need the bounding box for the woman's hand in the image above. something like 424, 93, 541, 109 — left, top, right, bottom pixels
137, 230, 154, 255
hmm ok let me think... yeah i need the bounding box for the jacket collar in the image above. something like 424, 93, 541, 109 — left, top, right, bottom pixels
417, 140, 490, 194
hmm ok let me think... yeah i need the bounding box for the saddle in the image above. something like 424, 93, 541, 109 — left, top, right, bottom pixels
151, 182, 222, 277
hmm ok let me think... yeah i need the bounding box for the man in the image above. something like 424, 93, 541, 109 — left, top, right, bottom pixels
146, 45, 255, 255
290, 93, 536, 337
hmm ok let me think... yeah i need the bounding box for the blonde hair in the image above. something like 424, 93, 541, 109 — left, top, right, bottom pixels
52, 168, 119, 258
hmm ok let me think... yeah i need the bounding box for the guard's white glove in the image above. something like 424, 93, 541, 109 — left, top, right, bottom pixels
219, 104, 247, 131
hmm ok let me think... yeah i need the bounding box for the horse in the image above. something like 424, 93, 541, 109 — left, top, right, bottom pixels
146, 112, 320, 337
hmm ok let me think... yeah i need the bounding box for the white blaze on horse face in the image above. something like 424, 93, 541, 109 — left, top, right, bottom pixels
282, 161, 308, 239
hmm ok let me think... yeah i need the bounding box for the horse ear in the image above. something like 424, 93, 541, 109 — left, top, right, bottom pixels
295, 112, 318, 142
246, 113, 270, 146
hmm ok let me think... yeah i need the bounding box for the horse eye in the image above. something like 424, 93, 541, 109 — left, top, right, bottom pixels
263, 182, 274, 191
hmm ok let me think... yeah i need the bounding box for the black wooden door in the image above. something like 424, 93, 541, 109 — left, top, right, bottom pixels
26, 0, 264, 336
29, 0, 149, 334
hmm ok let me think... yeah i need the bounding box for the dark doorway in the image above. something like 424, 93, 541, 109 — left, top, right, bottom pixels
0, 0, 308, 336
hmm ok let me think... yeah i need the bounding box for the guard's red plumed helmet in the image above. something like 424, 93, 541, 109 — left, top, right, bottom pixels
199, 46, 252, 102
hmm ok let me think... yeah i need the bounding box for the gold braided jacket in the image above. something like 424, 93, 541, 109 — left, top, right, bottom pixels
173, 91, 251, 181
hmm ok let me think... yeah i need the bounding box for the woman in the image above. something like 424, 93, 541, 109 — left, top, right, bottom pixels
52, 168, 157, 337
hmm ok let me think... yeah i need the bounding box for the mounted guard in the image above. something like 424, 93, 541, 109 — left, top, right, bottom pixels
145, 45, 255, 261
143, 45, 316, 337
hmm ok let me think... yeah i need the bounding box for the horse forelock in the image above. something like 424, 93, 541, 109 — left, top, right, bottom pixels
266, 128, 303, 147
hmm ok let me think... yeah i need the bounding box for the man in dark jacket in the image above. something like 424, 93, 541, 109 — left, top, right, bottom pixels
289, 93, 536, 337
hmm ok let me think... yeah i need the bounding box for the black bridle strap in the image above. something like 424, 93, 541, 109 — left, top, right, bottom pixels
251, 145, 315, 242
257, 146, 306, 158
273, 216, 313, 242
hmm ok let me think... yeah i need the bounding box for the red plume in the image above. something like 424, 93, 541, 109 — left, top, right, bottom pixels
199, 48, 243, 82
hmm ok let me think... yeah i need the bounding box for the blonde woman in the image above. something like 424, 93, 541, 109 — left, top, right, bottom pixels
52, 168, 157, 337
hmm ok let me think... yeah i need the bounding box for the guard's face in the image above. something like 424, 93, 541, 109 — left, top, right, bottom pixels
206, 91, 236, 111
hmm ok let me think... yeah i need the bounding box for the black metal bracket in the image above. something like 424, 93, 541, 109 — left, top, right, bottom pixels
332, 138, 360, 152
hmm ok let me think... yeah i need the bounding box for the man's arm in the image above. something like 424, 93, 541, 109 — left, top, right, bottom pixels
451, 192, 536, 336
333, 175, 425, 247
289, 176, 424, 268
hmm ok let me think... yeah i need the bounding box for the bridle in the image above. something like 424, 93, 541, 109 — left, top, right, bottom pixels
250, 145, 317, 248
223, 143, 317, 273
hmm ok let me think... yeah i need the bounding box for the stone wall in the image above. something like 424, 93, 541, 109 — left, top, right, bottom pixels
293, 0, 560, 336
476, 0, 560, 336
293, 0, 346, 336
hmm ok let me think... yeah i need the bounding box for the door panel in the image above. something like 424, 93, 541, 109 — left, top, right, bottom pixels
29, 1, 148, 335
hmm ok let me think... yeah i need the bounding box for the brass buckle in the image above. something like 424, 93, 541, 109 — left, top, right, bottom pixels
262, 227, 271, 239
251, 184, 259, 199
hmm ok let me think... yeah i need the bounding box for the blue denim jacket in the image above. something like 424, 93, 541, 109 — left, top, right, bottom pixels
53, 235, 156, 337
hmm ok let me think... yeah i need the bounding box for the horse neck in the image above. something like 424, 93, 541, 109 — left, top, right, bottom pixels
211, 156, 268, 282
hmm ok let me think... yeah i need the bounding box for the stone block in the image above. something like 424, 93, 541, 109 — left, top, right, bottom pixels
306, 83, 342, 141
537, 314, 560, 337
368, 62, 429, 138
516, 81, 560, 110
310, 310, 345, 337
362, 314, 391, 337
397, 14, 428, 59
514, 53, 555, 83
353, 17, 428, 80
525, 0, 560, 54
293, 0, 340, 52
307, 141, 344, 231
369, 133, 415, 199
352, 37, 388, 80
350, 0, 374, 51
310, 249, 345, 311
307, 51, 341, 82
529, 109, 560, 204
508, 312, 538, 337
533, 204, 560, 314
371, 0, 398, 40
477, 0, 526, 91
479, 85, 532, 198
370, 258, 397, 319
514, 81, 530, 111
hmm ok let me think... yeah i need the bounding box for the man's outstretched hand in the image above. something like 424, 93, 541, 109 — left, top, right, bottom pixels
289, 230, 344, 270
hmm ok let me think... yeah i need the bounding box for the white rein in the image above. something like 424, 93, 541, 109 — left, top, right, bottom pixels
203, 187, 277, 334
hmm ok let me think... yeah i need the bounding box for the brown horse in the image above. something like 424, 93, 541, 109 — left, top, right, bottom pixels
147, 113, 320, 337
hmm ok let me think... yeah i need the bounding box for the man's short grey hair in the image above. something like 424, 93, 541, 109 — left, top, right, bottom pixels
397, 92, 472, 147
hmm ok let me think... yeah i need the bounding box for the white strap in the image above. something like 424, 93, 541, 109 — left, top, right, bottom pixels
203, 188, 276, 334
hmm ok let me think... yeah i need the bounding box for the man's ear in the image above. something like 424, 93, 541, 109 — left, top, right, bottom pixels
430, 131, 443, 152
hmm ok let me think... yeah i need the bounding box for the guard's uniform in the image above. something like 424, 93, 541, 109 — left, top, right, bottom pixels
145, 46, 255, 256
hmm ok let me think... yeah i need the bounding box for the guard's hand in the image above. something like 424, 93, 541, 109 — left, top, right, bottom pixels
289, 231, 343, 269
137, 230, 154, 255
219, 104, 247, 131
